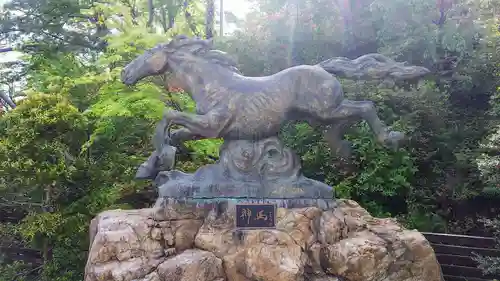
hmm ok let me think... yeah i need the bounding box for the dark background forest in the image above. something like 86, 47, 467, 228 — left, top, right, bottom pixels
0, 0, 498, 280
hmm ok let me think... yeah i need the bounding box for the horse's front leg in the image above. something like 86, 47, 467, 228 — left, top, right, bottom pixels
136, 114, 198, 180
135, 128, 204, 180
144, 108, 226, 175
152, 113, 205, 169
170, 128, 204, 145
168, 127, 204, 155
165, 109, 229, 139
135, 111, 171, 179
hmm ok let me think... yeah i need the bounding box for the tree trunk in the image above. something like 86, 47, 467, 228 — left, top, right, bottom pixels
160, 6, 168, 32
184, 0, 200, 36
41, 184, 53, 267
205, 0, 215, 39
147, 0, 154, 28
286, 0, 298, 67
219, 0, 223, 36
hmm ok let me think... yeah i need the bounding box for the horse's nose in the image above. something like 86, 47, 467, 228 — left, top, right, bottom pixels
120, 68, 126, 80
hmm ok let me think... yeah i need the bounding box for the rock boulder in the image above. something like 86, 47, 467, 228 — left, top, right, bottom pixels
84, 199, 444, 281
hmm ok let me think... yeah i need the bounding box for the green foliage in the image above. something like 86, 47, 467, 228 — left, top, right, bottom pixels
0, 261, 30, 281
474, 217, 500, 275
0, 0, 102, 53
0, 94, 89, 213
478, 126, 500, 195
475, 25, 500, 196
0, 94, 92, 281
0, 0, 221, 279
283, 122, 415, 218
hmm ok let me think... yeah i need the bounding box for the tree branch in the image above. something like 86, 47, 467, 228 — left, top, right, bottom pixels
147, 0, 154, 28
183, 0, 200, 36
13, 265, 44, 280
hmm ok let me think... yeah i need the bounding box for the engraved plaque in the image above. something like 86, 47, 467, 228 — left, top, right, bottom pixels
235, 203, 276, 229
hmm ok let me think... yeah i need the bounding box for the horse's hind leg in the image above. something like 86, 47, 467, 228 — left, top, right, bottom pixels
323, 120, 354, 158
321, 99, 404, 156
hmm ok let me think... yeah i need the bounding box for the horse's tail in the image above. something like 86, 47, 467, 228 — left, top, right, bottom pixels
317, 53, 431, 82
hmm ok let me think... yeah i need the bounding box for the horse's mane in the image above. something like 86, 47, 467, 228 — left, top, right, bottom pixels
163, 35, 241, 74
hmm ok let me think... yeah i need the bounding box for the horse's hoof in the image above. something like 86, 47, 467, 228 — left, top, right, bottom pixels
135, 162, 156, 180
158, 145, 177, 171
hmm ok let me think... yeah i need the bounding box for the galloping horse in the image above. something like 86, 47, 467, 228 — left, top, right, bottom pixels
121, 35, 430, 176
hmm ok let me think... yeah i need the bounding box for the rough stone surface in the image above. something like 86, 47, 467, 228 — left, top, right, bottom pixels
85, 199, 444, 281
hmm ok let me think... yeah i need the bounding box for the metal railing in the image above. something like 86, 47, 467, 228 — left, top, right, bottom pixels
423, 232, 500, 281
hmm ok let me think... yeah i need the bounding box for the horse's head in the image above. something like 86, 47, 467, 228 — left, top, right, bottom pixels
122, 35, 236, 86
121, 44, 170, 86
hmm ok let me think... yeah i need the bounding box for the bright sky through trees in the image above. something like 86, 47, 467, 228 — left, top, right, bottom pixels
0, 0, 252, 62
222, 0, 252, 18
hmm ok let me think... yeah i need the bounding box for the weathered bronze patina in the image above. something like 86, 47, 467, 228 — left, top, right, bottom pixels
121, 35, 430, 204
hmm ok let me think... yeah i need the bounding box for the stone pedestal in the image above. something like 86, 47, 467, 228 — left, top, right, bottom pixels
137, 137, 335, 205
84, 199, 444, 281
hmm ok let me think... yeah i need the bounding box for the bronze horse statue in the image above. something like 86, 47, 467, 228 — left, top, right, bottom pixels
121, 35, 430, 178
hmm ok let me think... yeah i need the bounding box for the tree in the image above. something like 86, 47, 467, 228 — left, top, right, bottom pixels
205, 0, 215, 38
0, 0, 107, 53
0, 94, 90, 278
0, 60, 29, 110
0, 0, 215, 280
